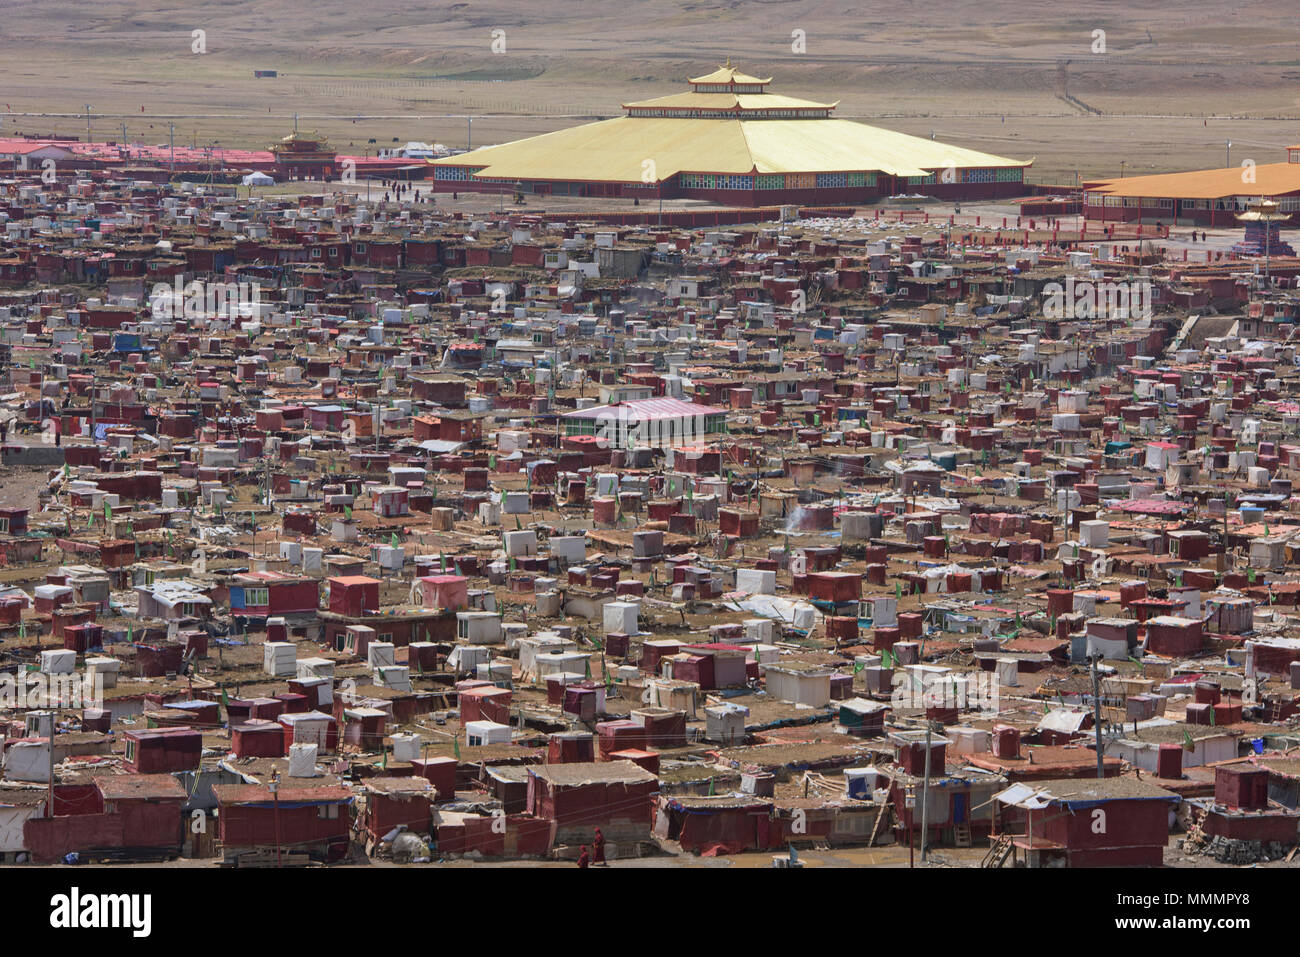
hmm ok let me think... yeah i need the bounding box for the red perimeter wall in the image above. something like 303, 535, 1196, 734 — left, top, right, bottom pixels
24, 800, 184, 863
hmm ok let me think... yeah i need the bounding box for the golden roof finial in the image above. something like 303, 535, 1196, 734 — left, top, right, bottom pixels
725, 56, 732, 69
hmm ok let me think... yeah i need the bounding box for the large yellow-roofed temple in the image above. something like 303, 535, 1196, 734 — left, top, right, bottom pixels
429, 63, 1032, 206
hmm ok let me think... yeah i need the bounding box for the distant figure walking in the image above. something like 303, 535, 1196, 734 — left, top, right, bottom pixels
593, 827, 606, 866
577, 845, 590, 869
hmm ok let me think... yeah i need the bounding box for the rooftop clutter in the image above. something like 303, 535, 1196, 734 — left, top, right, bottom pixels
1, 167, 1299, 869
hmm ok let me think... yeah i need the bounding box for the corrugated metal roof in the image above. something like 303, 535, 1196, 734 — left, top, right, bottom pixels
1087, 162, 1300, 200
563, 397, 728, 421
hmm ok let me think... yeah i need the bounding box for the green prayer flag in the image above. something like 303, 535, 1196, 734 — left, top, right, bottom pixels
453, 736, 461, 759
881, 648, 894, 669
895, 581, 902, 600
390, 532, 399, 548
853, 660, 865, 674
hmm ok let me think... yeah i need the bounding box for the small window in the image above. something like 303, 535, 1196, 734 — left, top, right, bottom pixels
245, 587, 270, 607
125, 740, 136, 763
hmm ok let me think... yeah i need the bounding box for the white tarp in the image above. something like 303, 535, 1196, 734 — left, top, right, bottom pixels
726, 594, 819, 630
992, 783, 1053, 810
0, 802, 43, 852
1037, 709, 1090, 734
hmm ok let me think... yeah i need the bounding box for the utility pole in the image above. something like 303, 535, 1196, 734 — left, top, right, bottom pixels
1091, 653, 1104, 778
46, 712, 55, 819
269, 768, 283, 867
467, 116, 472, 151
169, 122, 175, 174
84, 104, 92, 144
920, 723, 933, 862
1266, 217, 1271, 289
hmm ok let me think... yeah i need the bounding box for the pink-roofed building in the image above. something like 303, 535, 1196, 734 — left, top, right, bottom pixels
418, 575, 469, 611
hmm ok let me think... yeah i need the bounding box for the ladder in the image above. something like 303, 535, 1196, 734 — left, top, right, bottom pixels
867, 801, 897, 847
981, 832, 1013, 869
953, 822, 972, 848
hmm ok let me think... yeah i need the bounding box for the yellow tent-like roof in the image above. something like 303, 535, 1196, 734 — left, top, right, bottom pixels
432, 115, 1029, 184
688, 64, 772, 85
1086, 163, 1300, 200
623, 91, 837, 111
